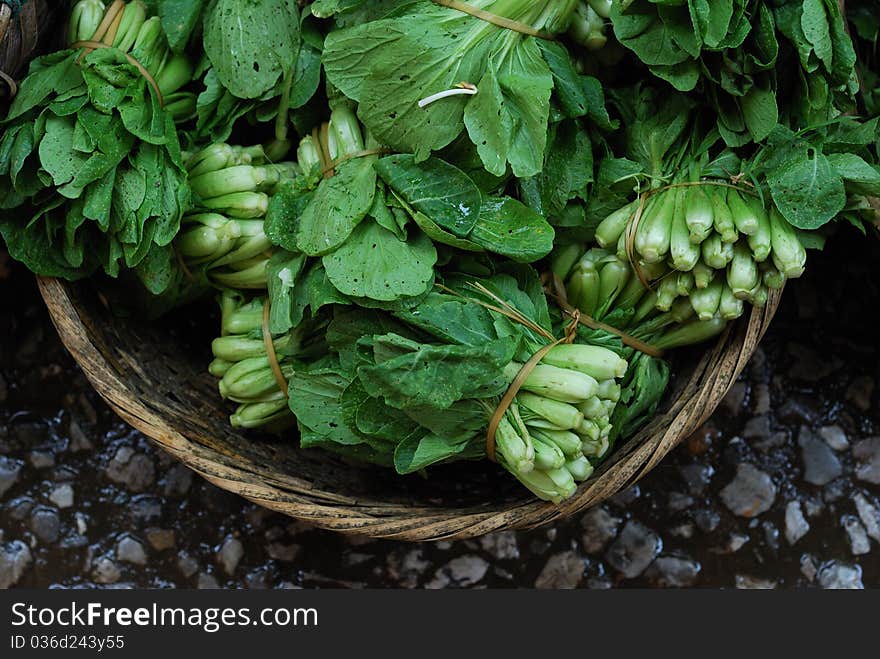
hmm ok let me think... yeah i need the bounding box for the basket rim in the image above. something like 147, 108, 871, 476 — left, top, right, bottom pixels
36, 275, 781, 541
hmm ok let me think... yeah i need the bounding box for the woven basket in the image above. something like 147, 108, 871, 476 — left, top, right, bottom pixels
0, 0, 62, 100
37, 276, 781, 541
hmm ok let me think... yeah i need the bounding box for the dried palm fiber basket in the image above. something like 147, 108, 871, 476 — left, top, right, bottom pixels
0, 0, 63, 103
38, 275, 782, 540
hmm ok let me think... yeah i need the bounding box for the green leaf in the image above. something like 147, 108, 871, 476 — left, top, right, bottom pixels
469, 197, 554, 263
393, 434, 475, 474
826, 153, 880, 196
288, 369, 365, 445
322, 220, 436, 301
741, 85, 778, 142
394, 291, 499, 347
295, 157, 376, 256
768, 151, 846, 229
204, 0, 301, 100
358, 333, 514, 411
611, 2, 692, 66
158, 0, 207, 53
375, 154, 481, 237
801, 0, 833, 72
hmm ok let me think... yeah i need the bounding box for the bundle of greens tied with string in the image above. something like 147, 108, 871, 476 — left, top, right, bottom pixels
1, 0, 879, 504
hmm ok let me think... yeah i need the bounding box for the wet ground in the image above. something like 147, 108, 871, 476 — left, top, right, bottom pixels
1, 231, 879, 589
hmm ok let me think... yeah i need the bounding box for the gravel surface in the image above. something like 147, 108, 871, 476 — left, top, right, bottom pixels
1, 233, 879, 589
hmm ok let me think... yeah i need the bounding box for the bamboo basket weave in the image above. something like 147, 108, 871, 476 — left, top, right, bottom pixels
37, 276, 781, 541
0, 0, 62, 101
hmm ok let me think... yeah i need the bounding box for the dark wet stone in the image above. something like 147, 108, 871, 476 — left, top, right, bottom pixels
608, 485, 640, 507
742, 415, 771, 440
29, 450, 54, 469
720, 463, 776, 518
784, 501, 809, 545
129, 495, 162, 523
693, 508, 721, 533
846, 376, 874, 413
92, 557, 121, 585
534, 551, 584, 589
800, 554, 817, 582
266, 542, 300, 562
428, 556, 489, 588
145, 528, 176, 552
0, 456, 23, 498
799, 426, 843, 486
818, 425, 849, 452
198, 572, 220, 589
842, 516, 871, 556
177, 551, 199, 578
580, 506, 621, 554
677, 464, 714, 496
13, 422, 48, 447
387, 549, 429, 588
6, 496, 34, 521
218, 536, 245, 575
479, 532, 519, 561
0, 540, 33, 588
817, 561, 863, 589
721, 381, 748, 416
605, 520, 661, 579
668, 492, 694, 513
762, 521, 780, 551
116, 535, 147, 565
106, 447, 155, 493
853, 493, 880, 542
645, 556, 701, 587
734, 575, 777, 589
776, 397, 817, 425
162, 464, 193, 498
29, 506, 61, 543
48, 484, 74, 509
67, 419, 94, 453
853, 438, 880, 485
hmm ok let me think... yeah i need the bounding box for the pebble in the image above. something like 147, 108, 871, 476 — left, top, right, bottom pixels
817, 561, 863, 589
0, 540, 33, 588
145, 528, 176, 552
534, 551, 584, 589
580, 506, 621, 554
667, 492, 694, 513
720, 463, 776, 518
608, 485, 640, 507
677, 464, 713, 496
48, 484, 74, 509
266, 543, 299, 562
106, 447, 155, 492
734, 575, 777, 589
427, 556, 489, 589
116, 535, 148, 565
723, 533, 750, 554
742, 415, 770, 440
853, 493, 880, 543
92, 557, 121, 585
29, 450, 55, 469
162, 464, 193, 498
693, 508, 721, 533
388, 549, 429, 588
842, 515, 871, 556
645, 556, 701, 588
177, 551, 199, 578
776, 397, 817, 425
667, 523, 694, 539
605, 520, 661, 579
799, 426, 843, 486
799, 554, 817, 582
784, 501, 810, 545
853, 438, 880, 485
478, 531, 519, 561
752, 383, 771, 415
129, 496, 162, 523
29, 506, 61, 543
846, 375, 874, 412
75, 512, 88, 536
68, 419, 94, 452
818, 425, 849, 452
722, 381, 748, 415
7, 496, 34, 521
0, 456, 23, 498
198, 572, 220, 589
218, 536, 245, 575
